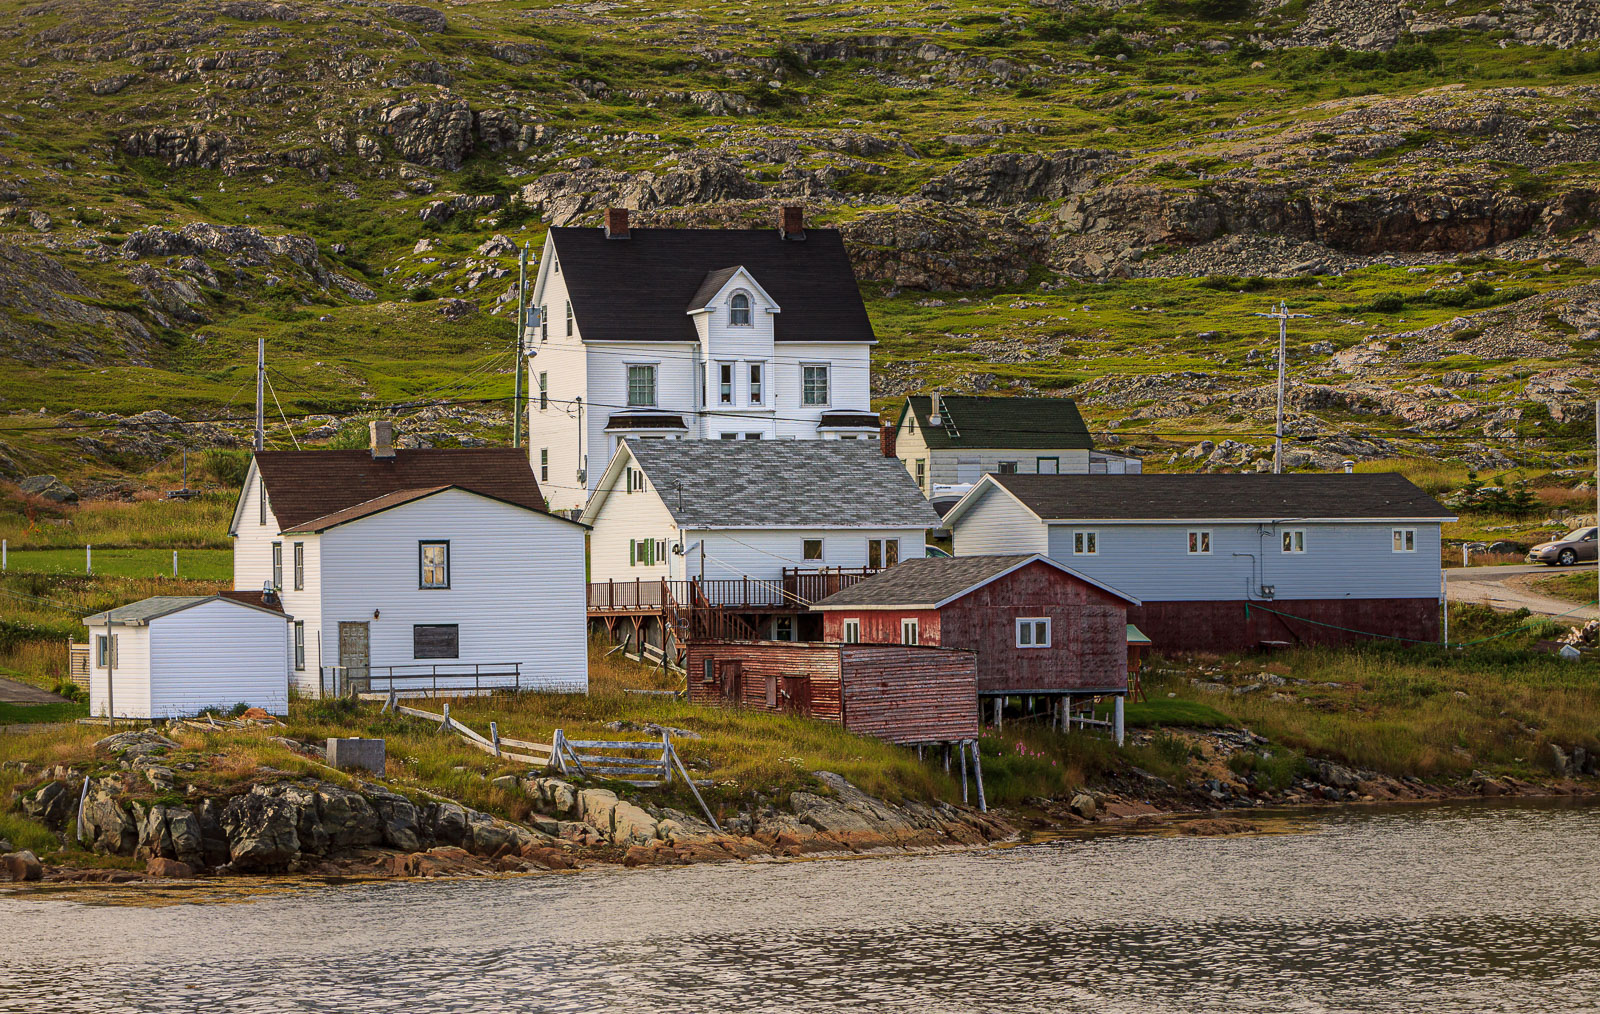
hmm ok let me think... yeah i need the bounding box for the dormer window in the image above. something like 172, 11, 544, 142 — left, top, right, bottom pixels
729, 292, 752, 326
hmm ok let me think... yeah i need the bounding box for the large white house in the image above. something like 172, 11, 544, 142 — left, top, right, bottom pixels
229, 421, 589, 696
526, 207, 882, 511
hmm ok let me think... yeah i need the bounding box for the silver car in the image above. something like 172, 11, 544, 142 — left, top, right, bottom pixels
1528, 527, 1598, 566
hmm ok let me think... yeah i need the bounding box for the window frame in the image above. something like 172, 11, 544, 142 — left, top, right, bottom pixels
539, 448, 549, 481
801, 363, 830, 407
259, 482, 267, 526
413, 623, 460, 660
1188, 529, 1213, 555
540, 305, 548, 342
293, 621, 305, 671
997, 461, 1019, 474
748, 361, 764, 405
774, 616, 795, 641
718, 362, 734, 405
564, 299, 573, 336
1036, 456, 1060, 475
901, 617, 919, 645
292, 542, 304, 591
538, 371, 548, 411
802, 538, 824, 563
867, 538, 900, 570
96, 634, 110, 668
626, 363, 658, 408
1016, 617, 1051, 649
842, 619, 861, 644
1282, 529, 1306, 554
1392, 528, 1417, 553
419, 541, 451, 589
271, 541, 283, 590
729, 291, 753, 327
914, 458, 927, 491
1073, 531, 1098, 556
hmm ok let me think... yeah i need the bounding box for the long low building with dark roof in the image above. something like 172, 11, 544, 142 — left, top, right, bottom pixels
942, 472, 1456, 652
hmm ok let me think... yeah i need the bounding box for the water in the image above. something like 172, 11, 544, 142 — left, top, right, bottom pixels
4, 800, 1599, 1013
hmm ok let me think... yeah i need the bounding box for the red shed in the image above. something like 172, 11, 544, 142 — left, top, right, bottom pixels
813, 554, 1140, 698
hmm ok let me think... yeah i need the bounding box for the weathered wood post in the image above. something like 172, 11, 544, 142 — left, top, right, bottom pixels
490, 721, 501, 758
86, 543, 92, 575
172, 549, 178, 577
1114, 695, 1125, 747
971, 739, 987, 813
959, 740, 969, 804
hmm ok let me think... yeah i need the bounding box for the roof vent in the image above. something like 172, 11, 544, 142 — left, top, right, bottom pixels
604, 207, 630, 240
928, 392, 943, 427
1343, 459, 1355, 474
370, 419, 396, 460
779, 205, 805, 241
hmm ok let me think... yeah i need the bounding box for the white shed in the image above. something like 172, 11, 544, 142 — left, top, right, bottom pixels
82, 594, 292, 719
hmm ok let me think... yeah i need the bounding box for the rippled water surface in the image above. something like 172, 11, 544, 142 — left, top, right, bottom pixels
4, 800, 1599, 1013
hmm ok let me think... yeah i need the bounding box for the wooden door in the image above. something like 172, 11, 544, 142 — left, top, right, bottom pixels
781, 676, 809, 715
721, 660, 741, 701
338, 621, 370, 695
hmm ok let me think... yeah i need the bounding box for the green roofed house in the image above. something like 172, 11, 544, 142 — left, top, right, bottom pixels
890, 395, 1141, 511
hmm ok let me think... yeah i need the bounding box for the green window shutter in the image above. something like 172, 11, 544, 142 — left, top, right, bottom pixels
630, 539, 636, 566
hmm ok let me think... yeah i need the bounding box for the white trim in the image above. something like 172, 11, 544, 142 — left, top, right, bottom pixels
1072, 530, 1098, 556
1281, 528, 1307, 554
1187, 529, 1213, 555
900, 617, 919, 645
1015, 616, 1051, 649
684, 267, 783, 317
1391, 527, 1418, 553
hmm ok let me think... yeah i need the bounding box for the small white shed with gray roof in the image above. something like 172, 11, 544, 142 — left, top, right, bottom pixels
82, 594, 292, 719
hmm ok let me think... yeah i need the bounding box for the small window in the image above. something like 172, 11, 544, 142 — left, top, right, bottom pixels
1392, 528, 1417, 553
1016, 617, 1051, 648
867, 538, 899, 570
294, 621, 305, 671
915, 458, 927, 491
702, 658, 715, 684
631, 538, 657, 567
538, 372, 548, 411
901, 617, 919, 645
259, 482, 268, 526
292, 542, 304, 590
625, 466, 645, 493
749, 362, 764, 405
803, 539, 824, 562
656, 539, 668, 563
720, 432, 739, 440
1282, 529, 1306, 554
540, 448, 549, 481
774, 616, 794, 641
627, 364, 657, 408
1073, 531, 1097, 556
1036, 457, 1060, 475
96, 634, 110, 668
842, 619, 861, 644
540, 306, 548, 342
420, 542, 450, 588
719, 363, 734, 405
1188, 530, 1212, 555
802, 364, 830, 406
564, 299, 573, 336
414, 624, 459, 660
552, 254, 560, 274
729, 291, 752, 326
997, 461, 1019, 474
745, 432, 763, 441
271, 542, 283, 590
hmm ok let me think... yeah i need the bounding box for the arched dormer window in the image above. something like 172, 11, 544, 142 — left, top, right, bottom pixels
729, 291, 752, 326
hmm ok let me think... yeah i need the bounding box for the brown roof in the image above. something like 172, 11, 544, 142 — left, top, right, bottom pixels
219, 589, 286, 613
283, 485, 454, 533
252, 448, 548, 531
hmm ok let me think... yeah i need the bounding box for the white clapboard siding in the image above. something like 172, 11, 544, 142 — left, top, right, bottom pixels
232, 464, 283, 595
587, 458, 680, 584
279, 533, 323, 696
318, 489, 588, 693
693, 527, 929, 585
146, 600, 290, 716
87, 625, 151, 719
949, 486, 1050, 556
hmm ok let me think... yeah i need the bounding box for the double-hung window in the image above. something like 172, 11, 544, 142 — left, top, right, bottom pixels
901, 618, 919, 645
540, 448, 549, 481
271, 542, 283, 590
914, 458, 927, 491
1392, 528, 1417, 553
1073, 531, 1097, 556
564, 299, 573, 336
293, 622, 305, 670
540, 305, 548, 342
627, 364, 657, 408
538, 372, 548, 411
96, 634, 113, 668
729, 292, 752, 326
631, 538, 662, 567
719, 363, 734, 405
1282, 529, 1306, 554
1016, 617, 1051, 648
842, 619, 861, 644
749, 362, 764, 405
259, 483, 268, 525
420, 541, 450, 588
1188, 530, 1213, 555
292, 542, 304, 590
802, 364, 830, 406
867, 538, 899, 570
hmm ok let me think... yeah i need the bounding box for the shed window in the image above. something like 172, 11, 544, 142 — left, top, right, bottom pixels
1282, 529, 1306, 554
293, 542, 304, 590
702, 658, 715, 684
96, 634, 111, 668
1073, 531, 1098, 556
749, 362, 764, 405
803, 539, 824, 562
294, 621, 305, 671
1016, 617, 1051, 648
802, 364, 830, 406
901, 618, 919, 645
271, 542, 283, 590
540, 306, 548, 342
627, 364, 657, 408
842, 619, 861, 644
1188, 530, 1212, 555
414, 624, 459, 659
774, 616, 794, 641
867, 538, 899, 570
1392, 528, 1417, 553
729, 292, 752, 326
420, 542, 450, 588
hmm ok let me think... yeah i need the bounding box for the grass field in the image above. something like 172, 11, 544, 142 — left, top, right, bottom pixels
0, 701, 88, 726
3, 548, 232, 580
1532, 572, 1600, 606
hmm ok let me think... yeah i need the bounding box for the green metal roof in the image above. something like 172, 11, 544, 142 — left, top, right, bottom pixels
898, 395, 1094, 451
1126, 624, 1152, 645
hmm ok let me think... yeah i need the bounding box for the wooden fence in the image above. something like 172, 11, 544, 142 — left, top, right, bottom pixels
363, 694, 554, 768
552, 728, 719, 831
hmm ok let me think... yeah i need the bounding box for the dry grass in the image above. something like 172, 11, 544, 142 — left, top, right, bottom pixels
0, 487, 237, 550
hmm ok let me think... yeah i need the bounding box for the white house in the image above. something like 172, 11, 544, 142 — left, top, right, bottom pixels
526, 206, 883, 511
230, 421, 589, 697
82, 593, 291, 719
580, 438, 941, 642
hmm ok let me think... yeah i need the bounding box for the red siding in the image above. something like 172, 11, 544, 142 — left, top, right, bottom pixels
1130, 598, 1441, 654
685, 641, 842, 720
824, 559, 1129, 695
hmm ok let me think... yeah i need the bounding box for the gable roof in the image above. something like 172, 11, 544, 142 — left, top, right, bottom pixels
812, 553, 1139, 610
245, 448, 549, 534
548, 227, 874, 344
84, 594, 290, 626
899, 395, 1094, 451
591, 439, 941, 530
971, 472, 1454, 523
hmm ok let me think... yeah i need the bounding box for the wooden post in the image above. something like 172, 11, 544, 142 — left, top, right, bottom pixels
959, 739, 969, 805
943, 744, 950, 774
490, 721, 501, 758
992, 696, 1002, 729
440, 701, 452, 733
172, 549, 178, 577
86, 543, 92, 575
1114, 695, 1125, 747
970, 739, 987, 814
3, 538, 7, 571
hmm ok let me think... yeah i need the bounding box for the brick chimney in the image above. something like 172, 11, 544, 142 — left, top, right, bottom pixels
779, 205, 805, 241
880, 419, 897, 458
604, 207, 630, 239
370, 419, 396, 460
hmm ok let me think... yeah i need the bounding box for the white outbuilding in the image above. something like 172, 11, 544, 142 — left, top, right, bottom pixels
82, 593, 292, 719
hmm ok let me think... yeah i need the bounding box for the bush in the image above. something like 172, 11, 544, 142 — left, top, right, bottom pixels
409, 285, 438, 302
1089, 32, 1134, 58
199, 449, 250, 487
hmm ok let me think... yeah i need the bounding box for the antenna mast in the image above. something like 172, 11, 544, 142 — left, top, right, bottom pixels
1252, 302, 1312, 474
254, 336, 265, 452
514, 244, 526, 449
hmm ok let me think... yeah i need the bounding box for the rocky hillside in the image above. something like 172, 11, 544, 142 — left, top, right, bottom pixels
1, 0, 1598, 482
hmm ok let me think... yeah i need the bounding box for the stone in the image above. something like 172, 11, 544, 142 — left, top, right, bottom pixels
96, 730, 179, 759
491, 775, 519, 792
145, 857, 195, 879
578, 789, 619, 835
82, 780, 137, 856
326, 738, 385, 774
219, 787, 301, 871
387, 847, 491, 878
18, 474, 77, 503
21, 781, 74, 828
610, 801, 660, 846
313, 784, 384, 849
430, 802, 470, 846
3, 850, 43, 882
1549, 743, 1572, 775
364, 786, 423, 852
1068, 793, 1097, 820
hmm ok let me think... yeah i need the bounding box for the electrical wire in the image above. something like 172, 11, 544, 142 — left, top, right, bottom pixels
263, 371, 301, 451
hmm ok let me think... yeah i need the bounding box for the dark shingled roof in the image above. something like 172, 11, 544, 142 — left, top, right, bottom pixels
616, 439, 940, 529
549, 227, 875, 343
605, 413, 689, 431
814, 553, 1138, 608
900, 395, 1093, 451
987, 472, 1454, 521
251, 449, 547, 532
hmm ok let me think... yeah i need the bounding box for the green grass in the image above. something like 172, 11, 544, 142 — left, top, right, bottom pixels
0, 700, 88, 725
1532, 572, 1599, 605
1120, 697, 1230, 728
3, 548, 231, 580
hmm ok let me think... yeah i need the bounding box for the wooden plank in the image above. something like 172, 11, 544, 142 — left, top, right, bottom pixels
565, 739, 672, 750
575, 764, 668, 776
496, 736, 554, 752
394, 704, 444, 721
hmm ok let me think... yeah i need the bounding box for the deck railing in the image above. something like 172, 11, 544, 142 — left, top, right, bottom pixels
319, 662, 523, 698
588, 569, 883, 612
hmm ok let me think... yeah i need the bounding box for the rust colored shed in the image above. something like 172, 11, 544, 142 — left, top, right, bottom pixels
684, 640, 978, 745
813, 554, 1139, 697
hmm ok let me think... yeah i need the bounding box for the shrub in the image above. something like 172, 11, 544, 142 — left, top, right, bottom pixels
1089, 32, 1134, 58
409, 285, 438, 302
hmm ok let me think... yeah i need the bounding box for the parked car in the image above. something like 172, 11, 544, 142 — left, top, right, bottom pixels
1527, 527, 1598, 566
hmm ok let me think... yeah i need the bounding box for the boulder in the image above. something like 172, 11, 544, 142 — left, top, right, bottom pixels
1550, 743, 1572, 776
365, 785, 423, 852
1068, 793, 1097, 820
578, 789, 619, 835
145, 857, 195, 879
21, 780, 74, 828
429, 801, 470, 847
610, 802, 660, 846
18, 474, 77, 503
219, 787, 301, 871
82, 780, 137, 855
313, 783, 384, 850
3, 850, 43, 882
95, 730, 179, 759
387, 847, 491, 878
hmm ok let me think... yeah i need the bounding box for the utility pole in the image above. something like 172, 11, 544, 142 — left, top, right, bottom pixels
1253, 302, 1312, 473
254, 336, 265, 452
513, 244, 527, 449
